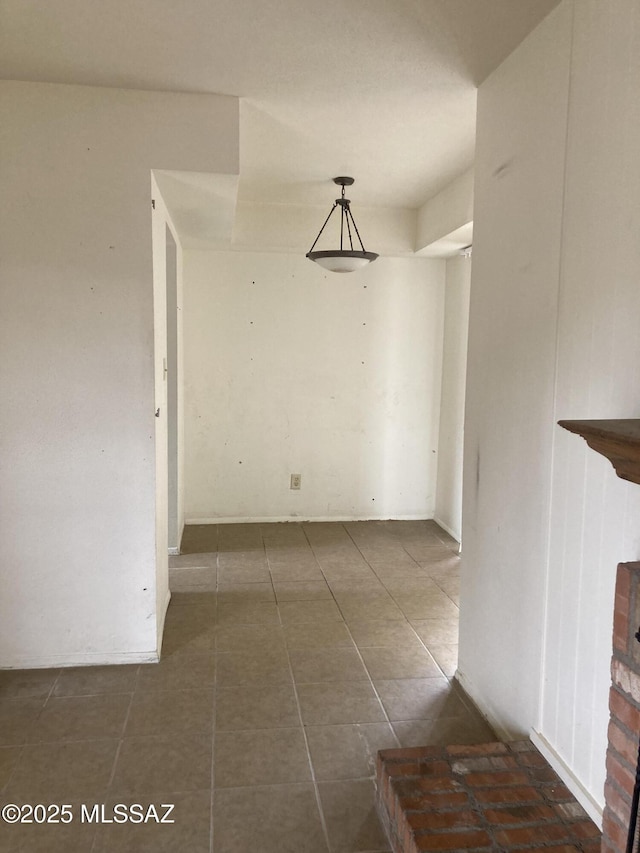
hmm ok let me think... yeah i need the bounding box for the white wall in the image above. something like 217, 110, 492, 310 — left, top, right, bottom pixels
459, 0, 640, 819
0, 80, 238, 667
183, 250, 445, 523
538, 0, 640, 814
434, 255, 471, 542
460, 0, 571, 736
416, 168, 474, 252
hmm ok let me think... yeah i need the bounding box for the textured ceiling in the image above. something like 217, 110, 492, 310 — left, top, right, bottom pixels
0, 0, 560, 209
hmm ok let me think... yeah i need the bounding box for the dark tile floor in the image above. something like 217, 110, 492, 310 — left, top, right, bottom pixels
0, 520, 493, 852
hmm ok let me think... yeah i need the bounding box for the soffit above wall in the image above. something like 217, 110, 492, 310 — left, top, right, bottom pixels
0, 0, 560, 211
418, 223, 474, 259
153, 171, 239, 250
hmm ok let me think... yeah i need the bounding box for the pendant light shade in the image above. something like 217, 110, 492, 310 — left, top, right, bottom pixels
306, 177, 378, 273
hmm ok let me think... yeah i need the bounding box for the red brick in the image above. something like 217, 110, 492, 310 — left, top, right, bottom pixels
530, 766, 562, 784
604, 779, 631, 827
608, 718, 639, 768
397, 811, 410, 851
451, 756, 519, 774
524, 847, 580, 853
415, 829, 492, 850
509, 741, 537, 753
399, 791, 470, 811
407, 810, 477, 832
602, 809, 628, 852
528, 823, 574, 843
384, 791, 396, 822
386, 761, 421, 777
394, 776, 462, 797
611, 659, 640, 707
465, 770, 530, 787
607, 750, 636, 797
445, 743, 507, 758
494, 826, 545, 846
554, 801, 587, 820
483, 804, 557, 825
616, 564, 631, 603
610, 687, 640, 732
616, 590, 630, 619
418, 760, 454, 777
613, 610, 629, 654
571, 819, 602, 840
378, 740, 602, 853
474, 786, 543, 805
516, 750, 548, 768
382, 761, 451, 779
542, 782, 574, 803
495, 822, 571, 846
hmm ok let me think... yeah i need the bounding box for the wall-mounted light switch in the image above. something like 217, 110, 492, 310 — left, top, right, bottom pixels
290, 474, 301, 490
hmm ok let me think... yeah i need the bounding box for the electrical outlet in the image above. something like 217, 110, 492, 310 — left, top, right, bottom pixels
290, 473, 301, 490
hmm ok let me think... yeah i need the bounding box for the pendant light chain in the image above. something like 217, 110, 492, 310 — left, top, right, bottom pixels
306, 176, 378, 272
308, 202, 338, 254
345, 204, 354, 251
347, 206, 366, 253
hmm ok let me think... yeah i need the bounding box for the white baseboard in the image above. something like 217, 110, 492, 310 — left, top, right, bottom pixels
0, 649, 160, 669
167, 520, 185, 555
432, 516, 461, 546
185, 514, 433, 525
1, 591, 175, 670
1, 595, 174, 670
454, 668, 516, 742
156, 589, 172, 656
530, 730, 603, 827
454, 668, 604, 829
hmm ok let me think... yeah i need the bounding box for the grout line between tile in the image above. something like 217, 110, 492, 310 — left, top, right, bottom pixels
338, 526, 449, 713
4, 670, 66, 790
347, 525, 461, 682
43, 669, 63, 706
105, 689, 136, 791
85, 687, 139, 853
1, 742, 26, 796
172, 521, 463, 851
274, 526, 333, 853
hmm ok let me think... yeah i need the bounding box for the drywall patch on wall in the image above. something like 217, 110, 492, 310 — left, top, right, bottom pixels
183, 251, 445, 522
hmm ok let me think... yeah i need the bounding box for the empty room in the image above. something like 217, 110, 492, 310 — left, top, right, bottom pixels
1, 2, 640, 852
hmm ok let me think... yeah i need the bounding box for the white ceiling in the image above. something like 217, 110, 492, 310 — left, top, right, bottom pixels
0, 0, 559, 242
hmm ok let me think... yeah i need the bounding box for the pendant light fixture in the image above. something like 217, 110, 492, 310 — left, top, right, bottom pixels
306, 177, 378, 273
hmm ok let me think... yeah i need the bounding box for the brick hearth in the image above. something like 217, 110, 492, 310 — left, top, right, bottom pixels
376, 740, 601, 853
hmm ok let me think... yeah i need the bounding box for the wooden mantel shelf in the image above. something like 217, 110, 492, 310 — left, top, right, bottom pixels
558, 419, 640, 486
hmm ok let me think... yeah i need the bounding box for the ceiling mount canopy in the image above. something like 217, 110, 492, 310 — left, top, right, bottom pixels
306, 177, 379, 273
